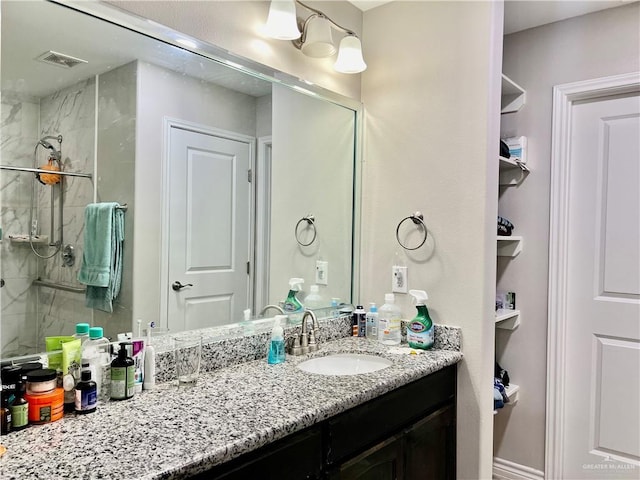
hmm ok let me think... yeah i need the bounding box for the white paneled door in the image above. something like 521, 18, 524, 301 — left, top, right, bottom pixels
167, 126, 251, 332
552, 82, 640, 478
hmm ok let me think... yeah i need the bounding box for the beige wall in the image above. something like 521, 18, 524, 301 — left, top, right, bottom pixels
361, 2, 502, 479
496, 2, 640, 471
107, 1, 363, 100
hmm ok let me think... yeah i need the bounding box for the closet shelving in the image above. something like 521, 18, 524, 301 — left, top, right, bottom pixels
494, 73, 528, 414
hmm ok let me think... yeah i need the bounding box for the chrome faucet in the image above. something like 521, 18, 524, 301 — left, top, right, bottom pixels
291, 309, 319, 355
260, 304, 284, 316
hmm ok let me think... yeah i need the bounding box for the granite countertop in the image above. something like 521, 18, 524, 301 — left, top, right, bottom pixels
0, 333, 462, 480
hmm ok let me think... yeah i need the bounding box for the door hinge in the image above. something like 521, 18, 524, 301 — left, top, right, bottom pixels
248, 169, 252, 183
247, 261, 250, 275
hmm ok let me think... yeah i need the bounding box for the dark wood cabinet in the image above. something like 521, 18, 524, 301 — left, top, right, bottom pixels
199, 365, 456, 480
328, 432, 404, 480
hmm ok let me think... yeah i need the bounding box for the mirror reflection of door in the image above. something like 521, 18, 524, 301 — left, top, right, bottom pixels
167, 125, 252, 331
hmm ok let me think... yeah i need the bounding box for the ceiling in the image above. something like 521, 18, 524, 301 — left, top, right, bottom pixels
348, 0, 635, 34
1, 1, 271, 99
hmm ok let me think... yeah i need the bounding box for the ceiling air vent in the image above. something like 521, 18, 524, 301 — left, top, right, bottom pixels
36, 51, 88, 69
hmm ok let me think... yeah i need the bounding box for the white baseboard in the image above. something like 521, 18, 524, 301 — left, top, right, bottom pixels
493, 457, 544, 480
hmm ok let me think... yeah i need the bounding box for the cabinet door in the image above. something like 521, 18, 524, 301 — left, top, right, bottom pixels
403, 404, 456, 480
328, 431, 404, 480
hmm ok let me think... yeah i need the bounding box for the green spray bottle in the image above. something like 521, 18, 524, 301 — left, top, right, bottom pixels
283, 278, 304, 323
407, 290, 434, 350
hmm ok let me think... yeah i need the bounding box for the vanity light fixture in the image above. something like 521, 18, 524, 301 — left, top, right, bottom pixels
265, 0, 367, 74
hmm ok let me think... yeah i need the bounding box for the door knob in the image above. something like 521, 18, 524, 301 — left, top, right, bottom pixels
172, 281, 193, 291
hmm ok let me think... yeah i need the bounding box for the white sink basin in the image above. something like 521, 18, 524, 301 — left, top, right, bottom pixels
297, 353, 393, 376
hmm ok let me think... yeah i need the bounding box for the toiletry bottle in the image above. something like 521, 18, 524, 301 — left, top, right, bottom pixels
331, 298, 340, 317
365, 303, 379, 340
378, 294, 402, 345
407, 290, 434, 350
143, 322, 156, 391
267, 316, 286, 364
9, 381, 28, 431
83, 326, 111, 402
304, 284, 324, 310
0, 392, 11, 435
110, 343, 135, 400
283, 278, 305, 323
75, 367, 97, 414
241, 309, 254, 335
352, 305, 366, 337
73, 323, 90, 345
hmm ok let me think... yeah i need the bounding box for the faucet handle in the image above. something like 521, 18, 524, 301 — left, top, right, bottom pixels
308, 330, 318, 352
291, 333, 302, 355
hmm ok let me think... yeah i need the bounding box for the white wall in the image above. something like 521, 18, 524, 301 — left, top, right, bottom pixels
134, 62, 260, 325
495, 2, 640, 471
107, 1, 363, 100
270, 84, 355, 308
361, 2, 503, 479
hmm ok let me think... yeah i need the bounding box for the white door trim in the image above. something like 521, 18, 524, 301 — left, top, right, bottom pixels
254, 136, 272, 312
160, 117, 255, 328
546, 71, 640, 480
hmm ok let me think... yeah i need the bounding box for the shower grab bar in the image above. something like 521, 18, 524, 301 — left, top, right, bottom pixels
0, 165, 92, 179
32, 277, 86, 294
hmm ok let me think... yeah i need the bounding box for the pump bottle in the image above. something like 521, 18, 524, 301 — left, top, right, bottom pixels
110, 343, 135, 400
406, 290, 434, 350
267, 316, 287, 364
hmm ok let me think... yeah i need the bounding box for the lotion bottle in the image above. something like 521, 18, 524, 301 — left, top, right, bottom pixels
406, 290, 434, 350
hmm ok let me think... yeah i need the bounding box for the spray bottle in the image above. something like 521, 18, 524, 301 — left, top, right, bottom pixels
407, 290, 434, 350
283, 278, 304, 323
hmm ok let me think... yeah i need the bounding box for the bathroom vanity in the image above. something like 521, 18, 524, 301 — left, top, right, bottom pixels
200, 364, 456, 480
0, 329, 461, 479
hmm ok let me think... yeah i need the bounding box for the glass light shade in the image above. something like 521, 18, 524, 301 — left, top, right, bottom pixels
334, 35, 367, 74
265, 0, 301, 40
301, 16, 336, 58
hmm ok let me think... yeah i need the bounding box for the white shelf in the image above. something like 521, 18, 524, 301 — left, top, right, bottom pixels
501, 74, 526, 114
505, 383, 520, 404
497, 236, 523, 257
8, 234, 49, 245
495, 309, 520, 330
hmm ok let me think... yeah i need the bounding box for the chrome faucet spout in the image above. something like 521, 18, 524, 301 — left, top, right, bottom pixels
260, 304, 284, 316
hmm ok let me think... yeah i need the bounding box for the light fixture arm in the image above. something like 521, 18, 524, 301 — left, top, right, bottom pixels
295, 0, 357, 37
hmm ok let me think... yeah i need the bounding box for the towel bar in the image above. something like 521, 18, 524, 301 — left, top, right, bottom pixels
32, 277, 86, 294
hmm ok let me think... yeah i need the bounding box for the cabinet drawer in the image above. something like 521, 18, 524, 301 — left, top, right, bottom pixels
326, 364, 456, 465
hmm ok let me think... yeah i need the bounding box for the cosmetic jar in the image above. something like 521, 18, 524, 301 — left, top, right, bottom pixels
18, 362, 43, 380
24, 388, 64, 424
26, 369, 58, 395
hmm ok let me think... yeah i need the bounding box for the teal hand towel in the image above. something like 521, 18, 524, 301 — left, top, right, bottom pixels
78, 202, 125, 313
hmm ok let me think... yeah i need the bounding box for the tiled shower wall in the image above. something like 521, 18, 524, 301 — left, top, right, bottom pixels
1, 79, 96, 357
1, 92, 41, 356
2, 63, 135, 357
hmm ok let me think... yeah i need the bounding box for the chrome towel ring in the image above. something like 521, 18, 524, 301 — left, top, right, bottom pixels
295, 214, 317, 247
396, 211, 428, 250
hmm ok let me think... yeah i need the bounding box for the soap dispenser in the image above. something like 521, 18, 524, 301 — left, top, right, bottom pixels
406, 290, 434, 350
110, 343, 135, 400
267, 315, 287, 364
